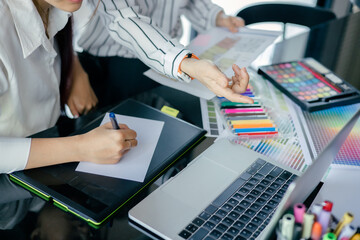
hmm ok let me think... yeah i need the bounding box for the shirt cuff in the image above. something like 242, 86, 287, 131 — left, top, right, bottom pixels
163, 47, 191, 81
208, 5, 224, 29
0, 138, 31, 174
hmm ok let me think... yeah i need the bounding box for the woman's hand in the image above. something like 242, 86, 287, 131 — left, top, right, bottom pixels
67, 56, 98, 117
216, 11, 245, 33
180, 58, 253, 103
77, 122, 138, 164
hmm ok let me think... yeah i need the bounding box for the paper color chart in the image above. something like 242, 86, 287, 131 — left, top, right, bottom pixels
302, 103, 360, 167
200, 98, 224, 137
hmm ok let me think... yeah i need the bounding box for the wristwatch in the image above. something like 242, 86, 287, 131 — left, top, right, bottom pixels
177, 53, 199, 83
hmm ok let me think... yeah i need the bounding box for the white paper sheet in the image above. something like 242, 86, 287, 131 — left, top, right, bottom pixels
76, 113, 164, 182
144, 27, 281, 99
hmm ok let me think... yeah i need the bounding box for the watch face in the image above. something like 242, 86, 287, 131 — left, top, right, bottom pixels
177, 71, 192, 83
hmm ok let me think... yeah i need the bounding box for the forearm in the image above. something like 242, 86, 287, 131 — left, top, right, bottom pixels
25, 136, 83, 169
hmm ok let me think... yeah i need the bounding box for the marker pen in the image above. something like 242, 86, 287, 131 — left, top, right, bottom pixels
318, 200, 333, 235
338, 225, 356, 240
350, 233, 360, 240
302, 213, 315, 239
294, 203, 306, 224
109, 112, 120, 130
311, 203, 323, 220
281, 213, 295, 240
311, 222, 322, 240
334, 212, 354, 237
322, 232, 337, 240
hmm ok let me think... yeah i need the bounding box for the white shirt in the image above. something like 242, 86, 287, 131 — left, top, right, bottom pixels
0, 0, 71, 173
75, 0, 223, 80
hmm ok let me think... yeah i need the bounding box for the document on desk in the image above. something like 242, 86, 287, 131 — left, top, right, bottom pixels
76, 113, 164, 182
144, 27, 281, 99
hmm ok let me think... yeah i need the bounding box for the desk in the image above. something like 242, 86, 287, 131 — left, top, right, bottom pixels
1, 12, 360, 240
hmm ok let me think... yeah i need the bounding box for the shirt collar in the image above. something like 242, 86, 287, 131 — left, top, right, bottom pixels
7, 0, 72, 58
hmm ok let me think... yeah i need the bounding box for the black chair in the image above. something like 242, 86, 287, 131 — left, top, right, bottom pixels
237, 3, 337, 39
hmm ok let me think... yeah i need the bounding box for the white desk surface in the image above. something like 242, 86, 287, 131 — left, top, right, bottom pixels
313, 167, 360, 226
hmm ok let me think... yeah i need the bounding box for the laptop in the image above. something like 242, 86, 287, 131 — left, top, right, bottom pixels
129, 109, 360, 240
9, 99, 206, 228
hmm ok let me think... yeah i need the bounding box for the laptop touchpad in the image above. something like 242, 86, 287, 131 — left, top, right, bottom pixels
161, 156, 239, 210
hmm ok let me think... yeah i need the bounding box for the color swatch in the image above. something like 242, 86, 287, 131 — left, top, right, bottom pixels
219, 86, 279, 136
258, 59, 360, 111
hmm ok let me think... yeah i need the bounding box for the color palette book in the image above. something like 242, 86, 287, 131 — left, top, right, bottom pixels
219, 86, 279, 137
258, 58, 360, 112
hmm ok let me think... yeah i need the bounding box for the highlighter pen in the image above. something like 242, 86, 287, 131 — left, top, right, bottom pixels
338, 225, 356, 240
109, 112, 120, 130
294, 203, 306, 224
302, 213, 315, 239
312, 222, 323, 240
311, 203, 323, 221
322, 232, 337, 240
334, 212, 354, 237
350, 233, 360, 240
281, 213, 295, 240
318, 201, 333, 235
224, 108, 264, 114
226, 115, 269, 121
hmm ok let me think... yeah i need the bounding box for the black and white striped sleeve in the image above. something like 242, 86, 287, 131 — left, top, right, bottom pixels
182, 0, 223, 33
96, 0, 190, 80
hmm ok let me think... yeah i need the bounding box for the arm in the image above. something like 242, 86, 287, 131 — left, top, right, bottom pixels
66, 55, 98, 117
183, 1, 244, 33
25, 122, 137, 170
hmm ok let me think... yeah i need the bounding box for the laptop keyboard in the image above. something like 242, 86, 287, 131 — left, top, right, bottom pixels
178, 158, 297, 240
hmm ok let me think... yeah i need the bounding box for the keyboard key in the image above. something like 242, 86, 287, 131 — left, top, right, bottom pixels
212, 177, 246, 208
244, 194, 256, 202
228, 211, 240, 220
246, 167, 257, 175
255, 158, 266, 165
274, 177, 285, 185
243, 182, 254, 189
272, 194, 282, 202
239, 200, 251, 208
260, 193, 271, 200
253, 173, 264, 180
216, 223, 228, 233
265, 187, 276, 194
258, 163, 274, 175
179, 230, 191, 239
254, 184, 266, 191
262, 205, 273, 213
240, 172, 252, 181
204, 221, 216, 230
222, 233, 234, 240
193, 218, 205, 227
250, 189, 261, 196
257, 211, 269, 219
246, 223, 258, 231
252, 217, 263, 225
222, 217, 234, 226
234, 220, 245, 230
189, 228, 209, 240
216, 209, 228, 218
227, 227, 240, 236
239, 229, 252, 238
277, 189, 285, 196
244, 209, 256, 217
239, 215, 250, 222
222, 204, 233, 212
250, 203, 261, 211
210, 229, 222, 238
270, 182, 280, 189
260, 179, 270, 186
233, 206, 245, 214
235, 236, 247, 240
264, 175, 274, 181
269, 167, 283, 177
205, 205, 218, 214
248, 178, 259, 185
233, 193, 244, 201
186, 224, 198, 233
204, 237, 215, 240
279, 170, 292, 180
255, 198, 266, 205
267, 200, 279, 208
238, 188, 249, 195
227, 198, 239, 206
210, 215, 221, 224
199, 211, 211, 220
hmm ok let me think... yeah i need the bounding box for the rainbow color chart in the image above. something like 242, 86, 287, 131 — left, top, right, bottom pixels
302, 103, 360, 167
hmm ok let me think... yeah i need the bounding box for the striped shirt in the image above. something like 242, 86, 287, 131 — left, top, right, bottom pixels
74, 0, 223, 80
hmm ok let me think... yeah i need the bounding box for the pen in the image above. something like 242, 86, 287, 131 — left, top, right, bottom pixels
311, 203, 323, 221
322, 232, 337, 240
109, 112, 120, 130
281, 213, 295, 240
318, 200, 333, 235
302, 213, 315, 239
312, 221, 322, 240
334, 212, 354, 237
294, 203, 306, 224
350, 233, 360, 240
338, 225, 356, 240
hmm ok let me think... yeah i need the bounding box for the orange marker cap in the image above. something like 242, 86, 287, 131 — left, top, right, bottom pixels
311, 222, 322, 240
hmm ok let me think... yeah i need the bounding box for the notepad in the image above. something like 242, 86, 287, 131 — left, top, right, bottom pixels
76, 113, 164, 182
